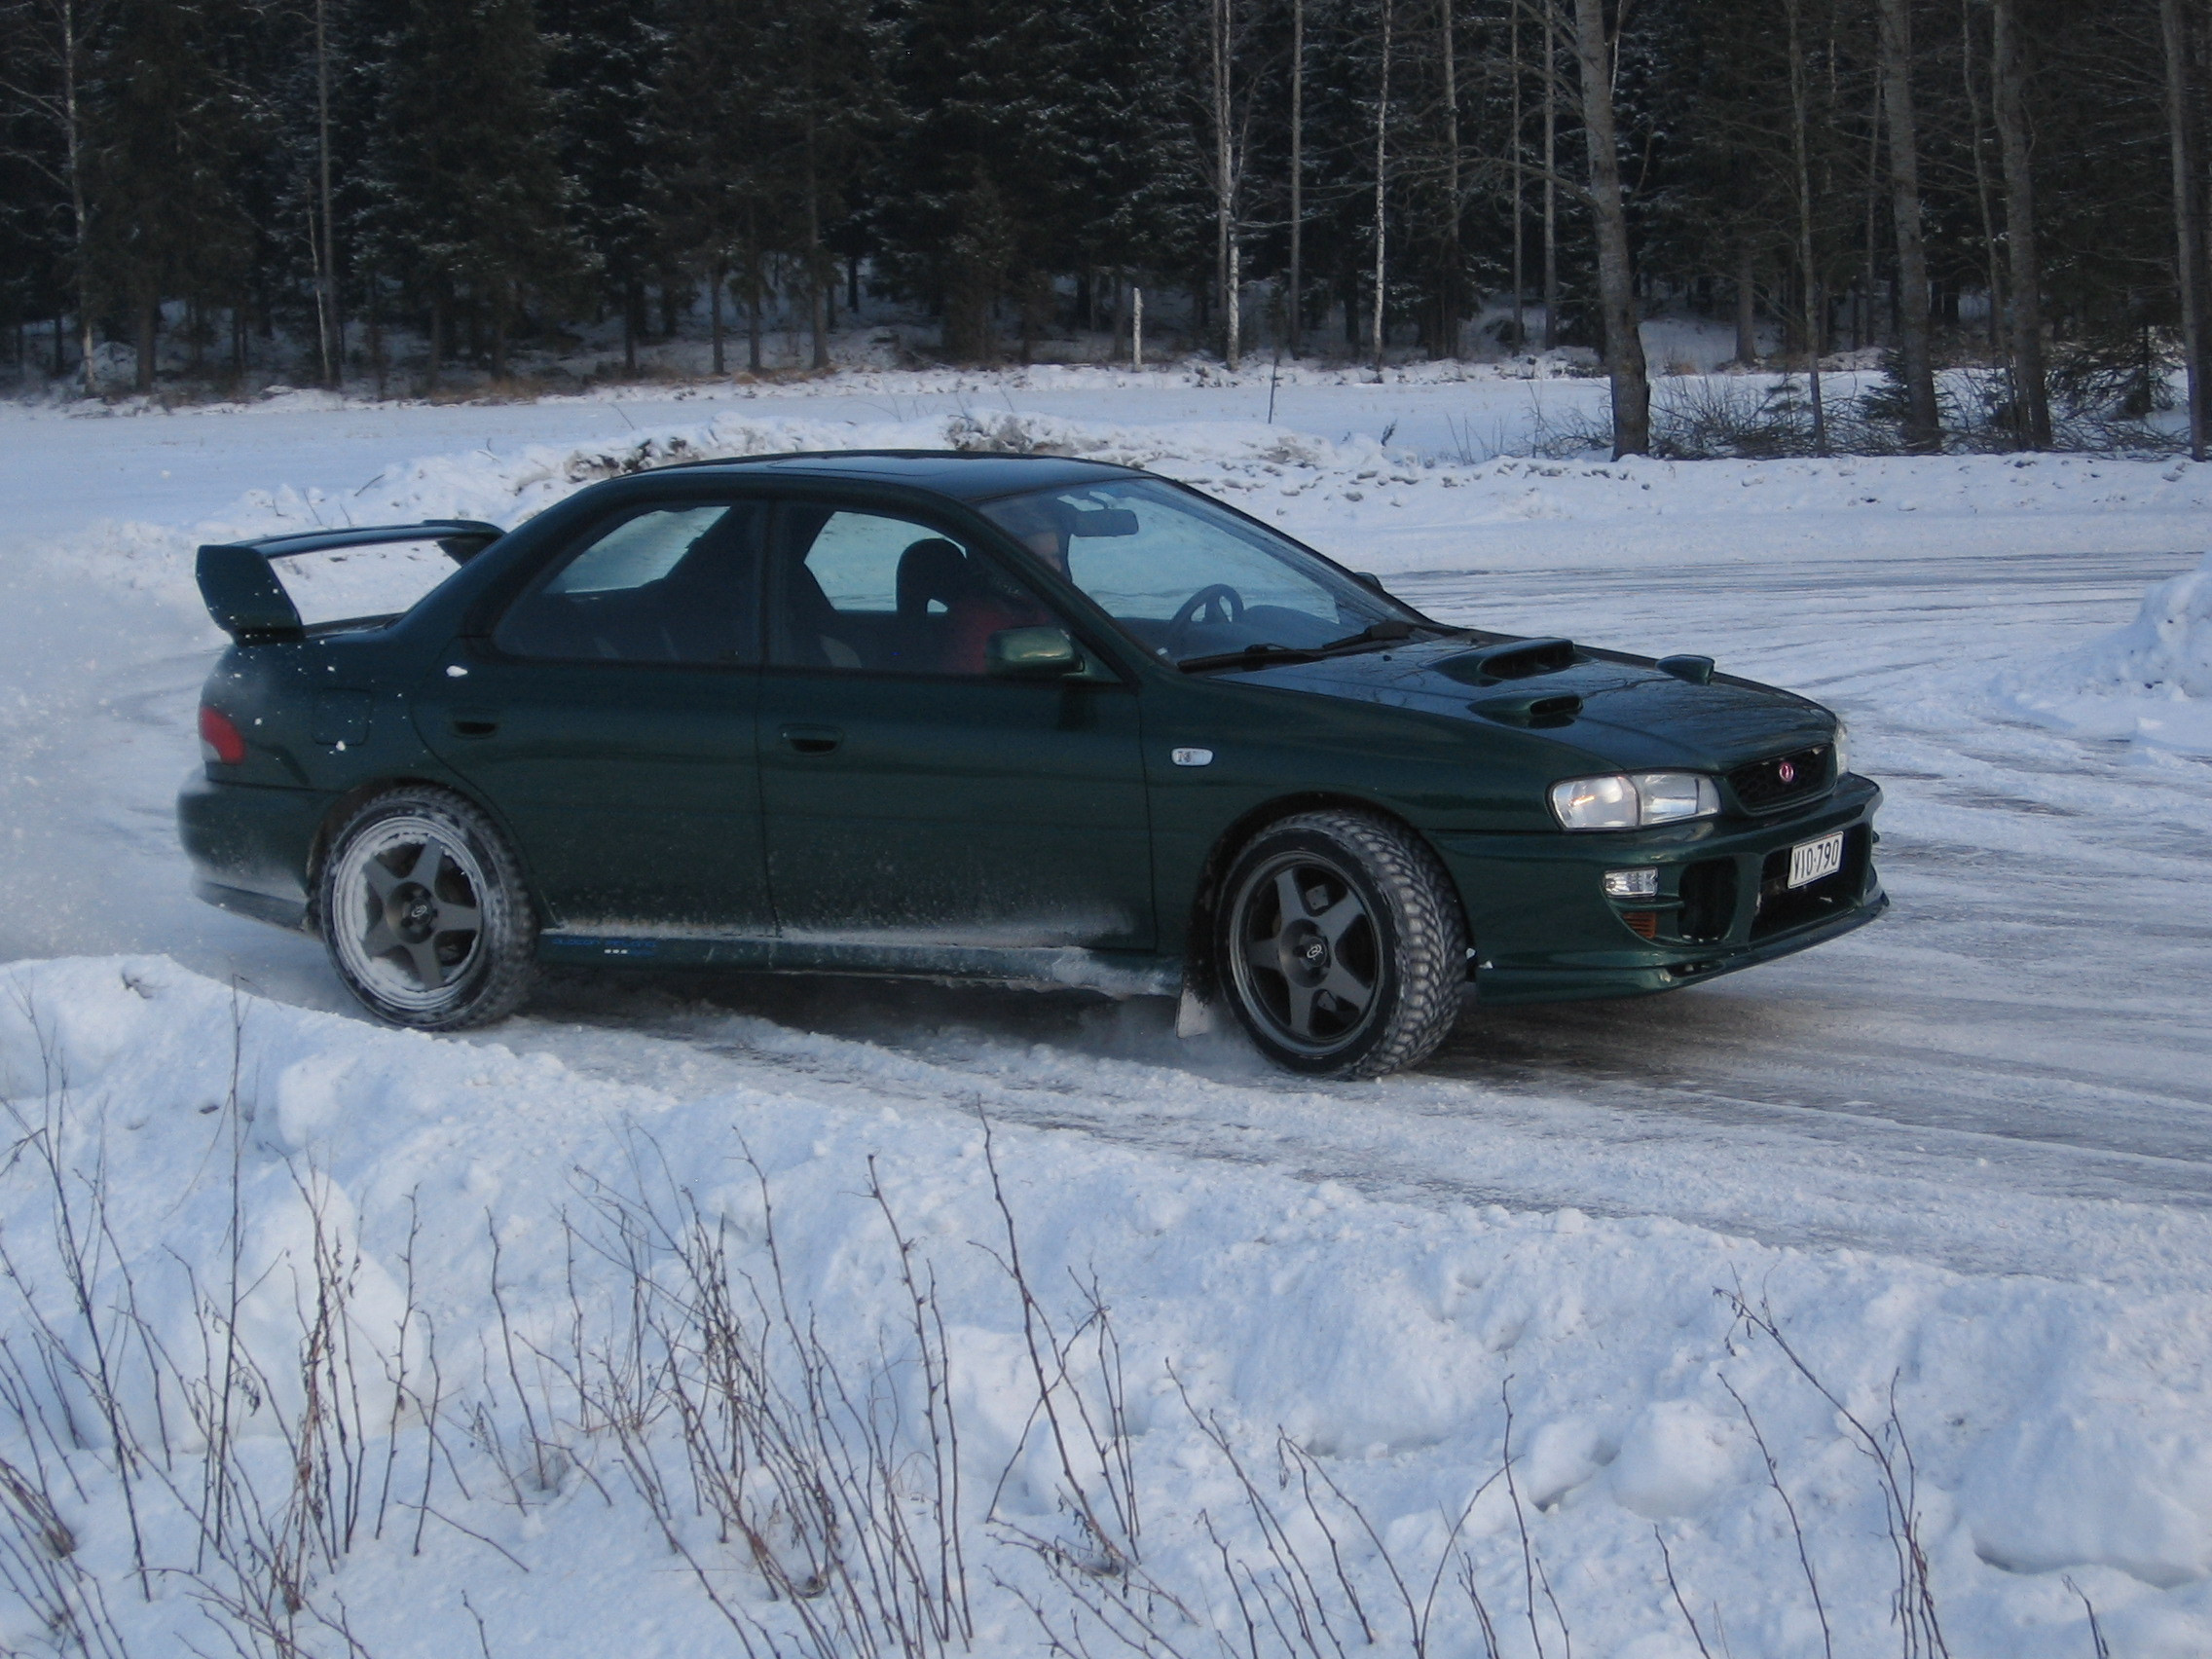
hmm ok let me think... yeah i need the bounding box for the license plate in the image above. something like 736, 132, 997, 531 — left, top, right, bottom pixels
1788, 830, 1845, 889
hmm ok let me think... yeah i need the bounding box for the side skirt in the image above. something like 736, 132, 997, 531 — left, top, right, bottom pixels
537, 932, 1181, 999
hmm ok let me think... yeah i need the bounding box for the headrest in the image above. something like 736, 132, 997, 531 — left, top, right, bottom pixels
896, 538, 972, 618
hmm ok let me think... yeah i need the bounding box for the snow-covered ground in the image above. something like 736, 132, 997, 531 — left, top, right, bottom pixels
3, 373, 2211, 1656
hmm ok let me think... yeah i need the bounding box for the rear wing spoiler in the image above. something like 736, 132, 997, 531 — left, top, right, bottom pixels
195, 520, 504, 641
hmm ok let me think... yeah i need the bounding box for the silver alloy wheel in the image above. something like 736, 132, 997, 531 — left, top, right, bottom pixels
328, 814, 489, 1014
1225, 849, 1382, 1056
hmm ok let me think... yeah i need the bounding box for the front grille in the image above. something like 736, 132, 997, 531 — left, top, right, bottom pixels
1750, 827, 1869, 940
1729, 744, 1833, 813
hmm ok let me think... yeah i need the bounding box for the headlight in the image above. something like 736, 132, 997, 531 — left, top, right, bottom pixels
1550, 771, 1720, 830
1831, 720, 1850, 778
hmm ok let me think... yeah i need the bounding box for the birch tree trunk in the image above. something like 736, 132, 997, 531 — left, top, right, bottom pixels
2161, 0, 2208, 460
315, 0, 342, 387
1510, 6, 1525, 349
1959, 0, 2006, 359
1571, 0, 1649, 455
1288, 0, 1303, 356
1990, 0, 2051, 448
804, 111, 829, 372
1735, 242, 1758, 365
1437, 0, 1459, 357
746, 205, 762, 374
711, 258, 725, 375
1787, 0, 1826, 454
1214, 0, 1238, 369
0, 0, 111, 392
1372, 0, 1391, 378
1542, 0, 1560, 350
1876, 0, 1939, 449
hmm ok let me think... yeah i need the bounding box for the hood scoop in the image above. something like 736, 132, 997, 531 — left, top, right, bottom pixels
1656, 653, 1716, 685
1436, 637, 1577, 685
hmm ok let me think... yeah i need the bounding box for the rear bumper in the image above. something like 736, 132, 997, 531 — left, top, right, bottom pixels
176, 769, 327, 933
1434, 774, 1887, 1007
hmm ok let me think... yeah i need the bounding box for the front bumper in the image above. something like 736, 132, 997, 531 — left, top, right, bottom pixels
1433, 774, 1886, 1007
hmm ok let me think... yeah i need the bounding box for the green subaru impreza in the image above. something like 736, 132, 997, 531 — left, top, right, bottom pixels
180, 451, 1883, 1078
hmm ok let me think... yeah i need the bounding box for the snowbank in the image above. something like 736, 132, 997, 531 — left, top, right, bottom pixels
57, 401, 2212, 645
2, 956, 2210, 1656
2000, 552, 2212, 753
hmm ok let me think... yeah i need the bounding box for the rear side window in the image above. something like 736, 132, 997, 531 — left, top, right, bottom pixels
495, 501, 765, 664
543, 507, 725, 595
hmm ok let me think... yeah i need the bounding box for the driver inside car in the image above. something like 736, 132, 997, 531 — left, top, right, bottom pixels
929, 494, 1071, 673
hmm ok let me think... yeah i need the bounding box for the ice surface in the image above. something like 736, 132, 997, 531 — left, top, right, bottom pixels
2, 375, 2211, 1653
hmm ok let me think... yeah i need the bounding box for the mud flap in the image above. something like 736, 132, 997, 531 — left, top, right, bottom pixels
1176, 983, 1217, 1038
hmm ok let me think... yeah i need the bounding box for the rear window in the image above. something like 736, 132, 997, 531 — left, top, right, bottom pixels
272, 538, 461, 629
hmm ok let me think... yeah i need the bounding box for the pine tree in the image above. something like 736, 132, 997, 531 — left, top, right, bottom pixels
880, 0, 1148, 360
541, 0, 663, 371
654, 0, 769, 374
362, 0, 574, 386
85, 0, 256, 391
756, 0, 882, 370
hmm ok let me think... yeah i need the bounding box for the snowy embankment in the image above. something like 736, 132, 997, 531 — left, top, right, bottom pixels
51, 400, 2212, 622
5, 955, 2211, 1659
2002, 552, 2212, 755
5, 398, 2212, 1654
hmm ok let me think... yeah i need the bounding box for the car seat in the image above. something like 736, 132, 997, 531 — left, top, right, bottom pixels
895, 538, 974, 670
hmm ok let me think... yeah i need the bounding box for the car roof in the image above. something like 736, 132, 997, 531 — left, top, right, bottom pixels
651, 449, 1144, 503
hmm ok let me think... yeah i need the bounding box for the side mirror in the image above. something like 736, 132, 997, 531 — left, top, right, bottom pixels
986, 626, 1083, 679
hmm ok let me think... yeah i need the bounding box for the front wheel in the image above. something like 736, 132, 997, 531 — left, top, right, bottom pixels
1216, 810, 1466, 1079
318, 787, 537, 1030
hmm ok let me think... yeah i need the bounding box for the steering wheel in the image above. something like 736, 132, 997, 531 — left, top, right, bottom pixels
1163, 583, 1246, 656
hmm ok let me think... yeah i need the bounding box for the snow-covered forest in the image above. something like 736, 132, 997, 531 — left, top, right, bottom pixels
1, 0, 2207, 456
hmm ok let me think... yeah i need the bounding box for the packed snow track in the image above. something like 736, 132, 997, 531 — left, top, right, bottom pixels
4, 392, 2204, 1290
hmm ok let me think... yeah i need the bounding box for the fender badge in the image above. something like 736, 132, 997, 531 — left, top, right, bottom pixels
1171, 747, 1214, 767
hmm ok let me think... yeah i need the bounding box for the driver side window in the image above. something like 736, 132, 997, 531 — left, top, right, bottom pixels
981, 482, 1358, 662
766, 505, 1064, 677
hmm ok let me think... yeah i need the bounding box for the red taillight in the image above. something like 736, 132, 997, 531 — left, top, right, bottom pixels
199, 704, 247, 765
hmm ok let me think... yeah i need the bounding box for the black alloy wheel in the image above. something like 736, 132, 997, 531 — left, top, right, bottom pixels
1217, 809, 1466, 1078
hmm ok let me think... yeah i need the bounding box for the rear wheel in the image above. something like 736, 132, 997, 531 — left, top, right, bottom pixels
1217, 810, 1465, 1079
318, 788, 536, 1030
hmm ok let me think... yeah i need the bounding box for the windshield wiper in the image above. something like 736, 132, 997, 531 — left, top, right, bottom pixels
1176, 619, 1452, 674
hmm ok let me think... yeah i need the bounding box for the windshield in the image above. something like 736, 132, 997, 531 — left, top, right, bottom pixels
977, 477, 1426, 665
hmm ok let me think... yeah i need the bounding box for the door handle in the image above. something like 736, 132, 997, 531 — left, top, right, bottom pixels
780, 723, 843, 755
450, 711, 500, 738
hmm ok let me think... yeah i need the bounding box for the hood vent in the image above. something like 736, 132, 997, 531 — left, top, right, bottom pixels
1471, 690, 1583, 728
1437, 637, 1577, 685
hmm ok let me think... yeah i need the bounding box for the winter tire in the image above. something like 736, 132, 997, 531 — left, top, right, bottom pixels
1217, 809, 1466, 1079
318, 787, 537, 1030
